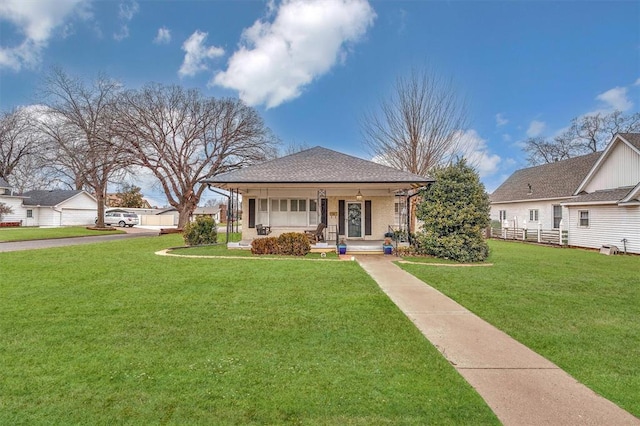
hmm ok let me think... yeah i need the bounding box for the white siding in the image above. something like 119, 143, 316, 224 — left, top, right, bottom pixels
0, 197, 26, 223
490, 200, 565, 229
36, 209, 62, 227
585, 143, 640, 192
567, 205, 640, 254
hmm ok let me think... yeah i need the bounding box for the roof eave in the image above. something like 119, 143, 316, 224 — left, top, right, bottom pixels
491, 196, 572, 204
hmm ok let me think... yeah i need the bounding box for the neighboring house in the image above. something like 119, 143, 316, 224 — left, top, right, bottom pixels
0, 177, 26, 223
202, 146, 433, 243
491, 133, 640, 254
192, 207, 221, 223
562, 133, 640, 254
105, 193, 153, 209
490, 152, 601, 230
21, 190, 98, 226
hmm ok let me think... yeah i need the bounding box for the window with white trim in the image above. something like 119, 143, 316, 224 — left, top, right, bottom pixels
26, 209, 33, 218
552, 205, 562, 229
529, 209, 539, 221
579, 210, 589, 227
499, 210, 507, 221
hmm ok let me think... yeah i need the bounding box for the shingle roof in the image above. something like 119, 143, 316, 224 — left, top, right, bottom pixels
203, 146, 433, 186
619, 133, 640, 150
22, 190, 84, 206
490, 152, 601, 203
565, 187, 635, 204
0, 177, 11, 189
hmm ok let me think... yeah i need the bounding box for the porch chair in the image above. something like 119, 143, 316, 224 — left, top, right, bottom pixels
304, 223, 326, 243
256, 224, 271, 235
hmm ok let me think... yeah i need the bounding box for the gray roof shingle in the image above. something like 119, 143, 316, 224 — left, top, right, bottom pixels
203, 146, 433, 186
22, 190, 84, 206
490, 152, 601, 203
620, 133, 640, 150
565, 187, 636, 204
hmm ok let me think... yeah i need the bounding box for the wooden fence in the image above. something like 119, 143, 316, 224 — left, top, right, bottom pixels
490, 226, 568, 246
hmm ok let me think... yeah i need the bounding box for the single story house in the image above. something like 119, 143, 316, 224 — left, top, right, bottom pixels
0, 179, 98, 227
21, 190, 98, 226
202, 146, 433, 244
491, 133, 640, 254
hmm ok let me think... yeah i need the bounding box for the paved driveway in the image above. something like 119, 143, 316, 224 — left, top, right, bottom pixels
0, 228, 160, 253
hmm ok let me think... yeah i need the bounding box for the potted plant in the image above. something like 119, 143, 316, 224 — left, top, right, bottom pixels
337, 238, 347, 255
382, 237, 393, 255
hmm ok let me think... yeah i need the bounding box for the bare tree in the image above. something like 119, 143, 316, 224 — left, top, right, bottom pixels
114, 84, 277, 228
361, 69, 468, 176
0, 107, 44, 185
524, 136, 575, 165
282, 141, 311, 156
524, 111, 640, 165
37, 68, 130, 227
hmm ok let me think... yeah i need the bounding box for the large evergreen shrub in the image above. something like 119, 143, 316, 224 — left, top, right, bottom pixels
183, 215, 218, 246
415, 159, 490, 262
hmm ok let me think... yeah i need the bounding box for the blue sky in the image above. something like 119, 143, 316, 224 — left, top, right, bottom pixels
1, 0, 639, 205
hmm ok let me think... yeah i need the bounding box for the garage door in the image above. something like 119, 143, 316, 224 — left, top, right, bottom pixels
61, 209, 97, 226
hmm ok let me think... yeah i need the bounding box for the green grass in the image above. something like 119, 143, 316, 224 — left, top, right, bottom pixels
0, 226, 125, 242
0, 235, 498, 425
398, 239, 640, 417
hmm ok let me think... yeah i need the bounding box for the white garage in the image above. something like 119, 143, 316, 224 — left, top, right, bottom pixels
22, 190, 98, 227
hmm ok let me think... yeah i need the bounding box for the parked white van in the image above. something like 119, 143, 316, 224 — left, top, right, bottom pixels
103, 211, 139, 227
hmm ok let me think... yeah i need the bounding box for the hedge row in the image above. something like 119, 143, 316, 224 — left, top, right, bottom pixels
251, 232, 310, 256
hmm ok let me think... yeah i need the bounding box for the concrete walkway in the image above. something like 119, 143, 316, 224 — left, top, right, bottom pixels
357, 255, 639, 426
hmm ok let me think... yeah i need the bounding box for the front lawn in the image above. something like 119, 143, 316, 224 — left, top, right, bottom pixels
0, 226, 125, 242
0, 235, 498, 424
398, 239, 640, 417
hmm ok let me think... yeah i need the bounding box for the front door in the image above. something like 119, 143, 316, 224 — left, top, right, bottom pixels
347, 202, 362, 238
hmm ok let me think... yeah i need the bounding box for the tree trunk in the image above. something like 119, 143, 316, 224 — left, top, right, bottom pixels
94, 187, 107, 228
177, 203, 196, 229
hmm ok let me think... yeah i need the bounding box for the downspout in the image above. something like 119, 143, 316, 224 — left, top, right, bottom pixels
207, 185, 231, 243
406, 185, 430, 246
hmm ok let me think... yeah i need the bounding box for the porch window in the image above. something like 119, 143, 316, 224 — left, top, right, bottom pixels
290, 199, 306, 212
266, 198, 312, 227
394, 201, 407, 226
579, 210, 589, 227
258, 198, 268, 225
309, 199, 318, 226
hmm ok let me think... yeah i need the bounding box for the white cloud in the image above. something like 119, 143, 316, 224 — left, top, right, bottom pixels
495, 113, 508, 127
595, 86, 632, 111
113, 0, 139, 41
526, 120, 545, 137
154, 26, 171, 44
634, 78, 640, 86
178, 31, 224, 77
0, 0, 88, 70
212, 0, 376, 109
455, 129, 501, 178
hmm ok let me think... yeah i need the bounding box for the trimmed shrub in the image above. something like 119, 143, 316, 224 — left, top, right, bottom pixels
277, 232, 311, 256
251, 237, 280, 255
183, 215, 218, 246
